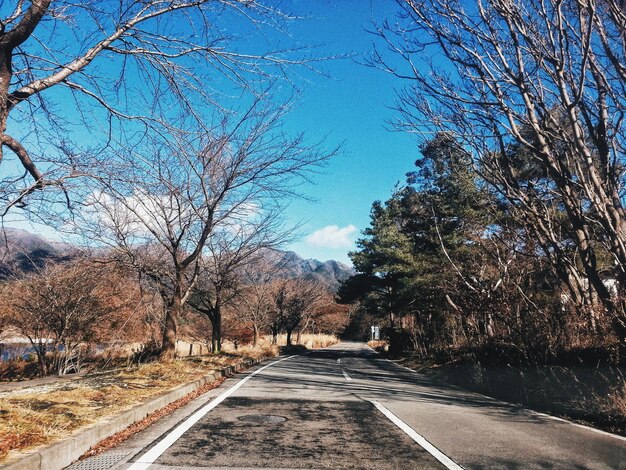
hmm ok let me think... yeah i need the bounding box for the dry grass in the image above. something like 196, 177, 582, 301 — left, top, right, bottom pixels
0, 351, 268, 462
367, 340, 388, 351
271, 333, 339, 350
0, 334, 338, 462
221, 333, 338, 357
595, 382, 626, 434
80, 377, 226, 460
222, 337, 280, 360
607, 384, 626, 415
298, 333, 339, 349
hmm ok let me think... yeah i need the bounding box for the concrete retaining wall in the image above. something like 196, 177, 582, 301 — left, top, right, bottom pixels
2, 358, 259, 470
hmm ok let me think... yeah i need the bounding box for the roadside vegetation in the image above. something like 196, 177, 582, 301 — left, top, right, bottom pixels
340, 0, 626, 435
0, 0, 344, 375
0, 334, 338, 462
0, 253, 348, 382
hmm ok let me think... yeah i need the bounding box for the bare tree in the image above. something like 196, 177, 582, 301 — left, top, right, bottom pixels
84, 102, 330, 360
6, 260, 126, 376
190, 214, 290, 353
234, 254, 284, 346
373, 0, 626, 337
273, 278, 327, 346
0, 1, 316, 214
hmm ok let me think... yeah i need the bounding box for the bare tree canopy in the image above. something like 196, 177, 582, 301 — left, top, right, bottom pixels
373, 0, 626, 335
191, 219, 290, 354
0, 0, 317, 214
272, 277, 329, 346
4, 259, 132, 375
235, 258, 280, 346
81, 101, 331, 359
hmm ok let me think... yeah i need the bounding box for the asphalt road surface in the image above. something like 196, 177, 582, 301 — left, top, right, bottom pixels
70, 342, 626, 470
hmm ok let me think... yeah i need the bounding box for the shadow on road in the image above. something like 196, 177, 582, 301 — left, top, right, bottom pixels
249, 347, 551, 428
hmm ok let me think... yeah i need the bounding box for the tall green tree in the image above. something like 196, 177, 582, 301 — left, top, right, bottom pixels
342, 195, 419, 328
341, 133, 496, 351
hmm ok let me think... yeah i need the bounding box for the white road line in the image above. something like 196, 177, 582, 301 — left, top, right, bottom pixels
368, 346, 626, 443
371, 401, 463, 470
532, 410, 626, 442
342, 369, 352, 381
127, 355, 297, 470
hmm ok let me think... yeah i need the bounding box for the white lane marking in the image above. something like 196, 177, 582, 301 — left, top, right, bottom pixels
532, 410, 626, 442
371, 400, 463, 470
128, 355, 297, 470
367, 346, 626, 443
342, 369, 352, 381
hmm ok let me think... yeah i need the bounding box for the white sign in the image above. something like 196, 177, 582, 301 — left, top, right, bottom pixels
371, 325, 380, 341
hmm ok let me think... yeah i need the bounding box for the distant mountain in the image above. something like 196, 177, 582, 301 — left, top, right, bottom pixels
255, 248, 354, 291
0, 228, 77, 277
0, 229, 354, 289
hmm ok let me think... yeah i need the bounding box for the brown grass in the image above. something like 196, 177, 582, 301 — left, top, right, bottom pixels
220, 333, 338, 358
222, 337, 280, 359
0, 351, 270, 462
299, 333, 340, 349
367, 340, 388, 351
269, 333, 339, 350
79, 377, 226, 460
607, 384, 626, 416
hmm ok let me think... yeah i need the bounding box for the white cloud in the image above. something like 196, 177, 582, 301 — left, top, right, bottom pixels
306, 224, 358, 249
84, 189, 194, 243
222, 202, 262, 236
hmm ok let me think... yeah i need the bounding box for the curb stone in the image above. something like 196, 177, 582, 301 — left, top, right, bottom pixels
1, 357, 261, 470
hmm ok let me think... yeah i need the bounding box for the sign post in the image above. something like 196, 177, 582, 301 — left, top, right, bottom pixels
371, 325, 380, 341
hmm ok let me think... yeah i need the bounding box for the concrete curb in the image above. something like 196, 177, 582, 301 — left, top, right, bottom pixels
2, 357, 261, 470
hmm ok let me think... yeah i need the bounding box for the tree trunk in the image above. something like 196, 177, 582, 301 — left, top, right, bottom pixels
286, 328, 293, 346
35, 342, 47, 377
160, 279, 182, 361
0, 49, 12, 164
253, 324, 259, 346
211, 300, 222, 354
211, 315, 222, 354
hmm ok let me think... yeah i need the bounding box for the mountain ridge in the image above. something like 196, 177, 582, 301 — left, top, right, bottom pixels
0, 228, 354, 290
256, 248, 354, 291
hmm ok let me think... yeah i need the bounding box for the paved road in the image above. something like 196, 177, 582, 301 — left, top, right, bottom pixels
71, 342, 626, 469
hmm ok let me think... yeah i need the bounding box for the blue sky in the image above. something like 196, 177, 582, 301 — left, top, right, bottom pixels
4, 0, 421, 266
275, 0, 420, 264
